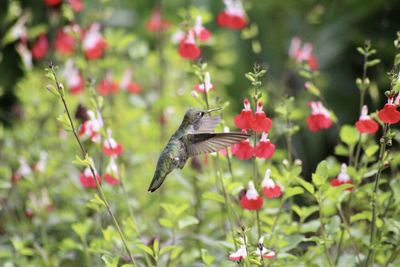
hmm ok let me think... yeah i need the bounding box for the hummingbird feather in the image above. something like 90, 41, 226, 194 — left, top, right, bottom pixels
184, 132, 250, 156
189, 115, 221, 133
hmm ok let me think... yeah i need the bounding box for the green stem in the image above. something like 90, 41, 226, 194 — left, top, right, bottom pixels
50, 66, 138, 266
384, 244, 400, 267
364, 124, 388, 267
318, 199, 334, 267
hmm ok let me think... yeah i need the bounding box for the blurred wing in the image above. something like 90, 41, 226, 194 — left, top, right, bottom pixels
185, 132, 250, 157
189, 116, 221, 133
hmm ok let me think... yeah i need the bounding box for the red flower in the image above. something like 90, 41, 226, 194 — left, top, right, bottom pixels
261, 169, 282, 198
82, 23, 107, 60
234, 98, 253, 130
289, 37, 318, 71
216, 1, 247, 30
55, 28, 75, 55
307, 101, 332, 132
355, 105, 379, 134
44, 0, 62, 7
79, 167, 101, 188
104, 157, 120, 185
119, 69, 142, 94
240, 181, 263, 210
378, 98, 400, 124
251, 101, 272, 132
330, 164, 353, 191
97, 72, 119, 96
193, 16, 211, 42
79, 110, 103, 143
62, 60, 84, 94
103, 130, 123, 156
254, 133, 275, 159
256, 237, 276, 259
194, 72, 213, 93
229, 245, 247, 261
232, 138, 254, 160
31, 33, 49, 60
68, 0, 84, 12
146, 8, 170, 32
178, 32, 201, 60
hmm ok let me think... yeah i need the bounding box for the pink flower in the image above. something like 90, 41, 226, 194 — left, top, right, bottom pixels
97, 72, 119, 96
378, 97, 400, 124
217, 0, 247, 30
178, 31, 201, 60
232, 137, 254, 160
119, 69, 142, 94
307, 101, 332, 132
289, 37, 318, 71
79, 110, 103, 143
261, 169, 282, 198
146, 8, 170, 32
79, 167, 101, 188
355, 105, 379, 134
68, 0, 84, 12
55, 27, 75, 55
240, 181, 263, 210
33, 151, 48, 173
254, 133, 275, 159
82, 23, 107, 60
330, 163, 353, 191
31, 33, 49, 60
104, 157, 120, 185
103, 129, 123, 157
228, 245, 247, 261
251, 101, 272, 132
193, 16, 211, 42
234, 98, 253, 130
256, 236, 276, 259
194, 72, 214, 93
62, 60, 84, 94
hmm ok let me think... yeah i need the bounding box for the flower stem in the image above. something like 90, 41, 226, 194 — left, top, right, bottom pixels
318, 200, 334, 267
49, 65, 137, 266
364, 123, 388, 267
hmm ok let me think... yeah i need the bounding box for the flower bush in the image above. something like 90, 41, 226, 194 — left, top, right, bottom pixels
0, 1, 400, 267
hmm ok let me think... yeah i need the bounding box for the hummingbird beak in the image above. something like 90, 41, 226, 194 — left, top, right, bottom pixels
204, 107, 221, 114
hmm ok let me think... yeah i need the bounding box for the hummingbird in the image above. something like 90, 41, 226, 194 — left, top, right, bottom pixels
148, 108, 250, 192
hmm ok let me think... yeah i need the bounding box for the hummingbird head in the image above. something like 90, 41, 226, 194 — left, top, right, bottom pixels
184, 107, 221, 124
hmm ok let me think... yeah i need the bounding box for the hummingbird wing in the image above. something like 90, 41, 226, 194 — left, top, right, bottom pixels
189, 116, 221, 133
185, 132, 250, 156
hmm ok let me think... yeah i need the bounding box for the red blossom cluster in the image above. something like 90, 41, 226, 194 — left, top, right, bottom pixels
79, 113, 124, 188
240, 169, 283, 211
217, 0, 247, 30
146, 7, 171, 32
232, 99, 275, 160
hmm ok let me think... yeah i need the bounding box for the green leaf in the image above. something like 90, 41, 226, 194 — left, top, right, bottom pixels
340, 125, 359, 146
159, 218, 174, 228
57, 112, 72, 131
72, 154, 91, 167
365, 144, 379, 157
72, 220, 92, 241
160, 245, 179, 255
366, 59, 381, 67
294, 177, 315, 196
202, 191, 225, 204
312, 160, 328, 186
283, 186, 304, 200
350, 211, 372, 223
90, 194, 106, 207
101, 255, 119, 267
178, 215, 199, 229
136, 243, 154, 256
201, 249, 215, 266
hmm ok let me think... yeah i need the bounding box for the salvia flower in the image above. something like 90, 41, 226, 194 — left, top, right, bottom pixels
82, 23, 107, 60
307, 101, 332, 132
289, 36, 318, 70
119, 69, 142, 94
68, 0, 84, 12
13, 157, 32, 181
16, 43, 32, 69
261, 169, 282, 198
55, 27, 76, 55
178, 31, 201, 60
330, 163, 353, 191
240, 181, 263, 210
251, 101, 272, 132
104, 156, 120, 185
146, 7, 170, 32
228, 243, 247, 261
378, 97, 400, 124
234, 98, 253, 130
97, 72, 119, 96
232, 135, 254, 160
254, 133, 275, 159
62, 60, 84, 94
103, 129, 123, 157
79, 167, 101, 188
31, 33, 49, 60
256, 236, 276, 259
217, 0, 247, 30
44, 0, 62, 7
33, 151, 48, 173
355, 105, 379, 134
79, 110, 103, 143
194, 72, 214, 93
193, 16, 211, 42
